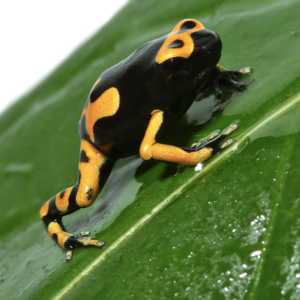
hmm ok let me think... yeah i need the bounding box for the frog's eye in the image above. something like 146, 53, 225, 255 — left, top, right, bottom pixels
159, 57, 187, 74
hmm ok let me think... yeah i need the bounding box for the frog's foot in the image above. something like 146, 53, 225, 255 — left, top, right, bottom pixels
65, 231, 105, 261
213, 65, 252, 96
191, 122, 238, 153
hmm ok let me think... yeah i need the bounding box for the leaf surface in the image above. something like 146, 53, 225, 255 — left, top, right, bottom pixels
1, 0, 300, 299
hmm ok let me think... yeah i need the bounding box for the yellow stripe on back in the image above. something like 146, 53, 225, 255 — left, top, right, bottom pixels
84, 87, 120, 142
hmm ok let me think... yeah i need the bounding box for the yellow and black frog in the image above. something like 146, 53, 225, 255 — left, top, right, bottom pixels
40, 19, 251, 261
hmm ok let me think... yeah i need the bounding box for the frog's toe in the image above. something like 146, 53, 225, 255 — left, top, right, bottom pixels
191, 122, 238, 149
213, 65, 252, 95
192, 122, 238, 152
219, 138, 234, 150
191, 130, 220, 149
238, 67, 253, 75
64, 231, 105, 261
207, 130, 220, 142
224, 78, 246, 90
222, 122, 239, 136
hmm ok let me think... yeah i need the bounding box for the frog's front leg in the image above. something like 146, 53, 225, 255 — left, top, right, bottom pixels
213, 65, 252, 96
40, 139, 115, 261
140, 110, 237, 165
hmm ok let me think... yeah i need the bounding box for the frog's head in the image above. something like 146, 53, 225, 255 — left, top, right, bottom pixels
156, 19, 222, 86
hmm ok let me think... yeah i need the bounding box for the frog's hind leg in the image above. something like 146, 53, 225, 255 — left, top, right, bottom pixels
140, 110, 238, 166
40, 139, 115, 261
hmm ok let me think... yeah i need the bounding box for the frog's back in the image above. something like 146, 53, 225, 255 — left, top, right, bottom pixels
79, 36, 168, 157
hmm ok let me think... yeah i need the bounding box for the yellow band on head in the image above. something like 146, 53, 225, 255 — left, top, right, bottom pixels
156, 19, 205, 64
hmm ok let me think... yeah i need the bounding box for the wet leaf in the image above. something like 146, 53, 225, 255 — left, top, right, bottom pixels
1, 0, 300, 299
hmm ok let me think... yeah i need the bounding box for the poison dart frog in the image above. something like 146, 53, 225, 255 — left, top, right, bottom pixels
40, 19, 251, 261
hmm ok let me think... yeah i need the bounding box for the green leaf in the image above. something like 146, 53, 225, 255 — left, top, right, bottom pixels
1, 0, 300, 299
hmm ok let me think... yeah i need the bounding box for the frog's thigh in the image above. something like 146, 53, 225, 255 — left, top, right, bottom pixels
73, 139, 105, 207
140, 110, 213, 166
40, 140, 110, 256
40, 140, 106, 227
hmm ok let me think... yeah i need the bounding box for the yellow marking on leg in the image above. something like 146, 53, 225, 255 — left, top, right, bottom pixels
57, 232, 72, 249
85, 87, 120, 142
140, 110, 213, 166
150, 144, 212, 165
40, 200, 50, 219
140, 110, 164, 160
48, 222, 71, 249
77, 238, 103, 247
76, 139, 106, 207
55, 187, 73, 212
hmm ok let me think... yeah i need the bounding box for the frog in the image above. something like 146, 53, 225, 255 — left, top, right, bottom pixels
40, 19, 251, 261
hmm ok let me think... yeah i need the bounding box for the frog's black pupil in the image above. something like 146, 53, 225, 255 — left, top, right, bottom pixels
180, 21, 196, 31
168, 39, 184, 49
